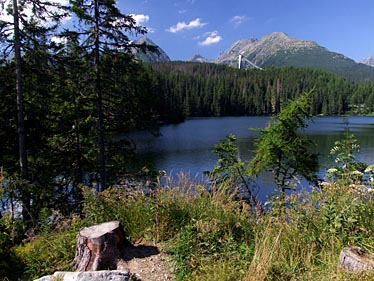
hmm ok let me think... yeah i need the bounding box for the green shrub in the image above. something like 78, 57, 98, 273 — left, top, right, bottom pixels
13, 215, 84, 280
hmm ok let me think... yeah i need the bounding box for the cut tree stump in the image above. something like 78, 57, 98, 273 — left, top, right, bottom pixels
72, 221, 129, 271
339, 246, 374, 273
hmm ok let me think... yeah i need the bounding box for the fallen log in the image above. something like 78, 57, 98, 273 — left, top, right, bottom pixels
72, 221, 129, 271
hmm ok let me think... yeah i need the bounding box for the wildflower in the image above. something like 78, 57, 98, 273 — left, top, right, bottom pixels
320, 181, 331, 186
327, 168, 338, 174
365, 165, 374, 173
350, 170, 363, 176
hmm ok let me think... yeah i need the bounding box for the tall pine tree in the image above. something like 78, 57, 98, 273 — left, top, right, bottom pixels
68, 0, 146, 190
0, 0, 67, 221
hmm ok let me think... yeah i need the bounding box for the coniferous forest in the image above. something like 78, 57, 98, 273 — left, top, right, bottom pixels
148, 62, 374, 120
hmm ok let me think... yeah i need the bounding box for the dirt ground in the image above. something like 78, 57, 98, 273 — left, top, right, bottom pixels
117, 242, 176, 281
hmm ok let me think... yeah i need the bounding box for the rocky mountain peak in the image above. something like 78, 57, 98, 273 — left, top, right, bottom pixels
132, 36, 170, 62
134, 36, 155, 45
214, 32, 321, 67
189, 54, 209, 62
361, 55, 374, 67
256, 32, 319, 53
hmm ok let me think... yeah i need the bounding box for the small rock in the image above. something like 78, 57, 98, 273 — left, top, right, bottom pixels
33, 270, 130, 281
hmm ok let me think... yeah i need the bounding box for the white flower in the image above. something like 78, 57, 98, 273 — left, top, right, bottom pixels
327, 168, 338, 174
320, 181, 331, 186
365, 165, 374, 173
350, 170, 363, 176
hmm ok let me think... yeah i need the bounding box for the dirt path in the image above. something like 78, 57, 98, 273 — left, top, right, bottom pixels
117, 242, 176, 281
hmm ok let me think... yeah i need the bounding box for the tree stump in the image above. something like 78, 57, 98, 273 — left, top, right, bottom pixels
72, 221, 129, 271
339, 246, 374, 272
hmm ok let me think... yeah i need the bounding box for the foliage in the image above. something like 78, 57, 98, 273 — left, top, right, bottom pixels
212, 134, 245, 181
0, 0, 160, 222
0, 0, 69, 225
248, 92, 319, 196
211, 134, 261, 212
0, 214, 25, 280
67, 0, 148, 190
13, 213, 85, 279
326, 122, 368, 188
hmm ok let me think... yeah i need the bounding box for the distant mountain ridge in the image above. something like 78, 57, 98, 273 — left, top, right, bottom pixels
189, 54, 209, 63
135, 33, 374, 81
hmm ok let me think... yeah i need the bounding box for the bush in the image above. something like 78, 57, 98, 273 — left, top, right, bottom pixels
13, 214, 84, 280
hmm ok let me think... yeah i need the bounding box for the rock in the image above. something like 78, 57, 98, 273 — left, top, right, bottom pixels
339, 246, 374, 272
33, 270, 130, 281
72, 221, 130, 271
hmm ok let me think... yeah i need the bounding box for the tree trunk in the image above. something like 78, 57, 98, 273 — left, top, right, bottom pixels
339, 246, 374, 272
72, 221, 129, 271
94, 0, 106, 191
13, 0, 31, 222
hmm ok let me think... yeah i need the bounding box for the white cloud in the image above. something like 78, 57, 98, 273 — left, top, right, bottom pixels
131, 14, 150, 25
230, 15, 249, 27
167, 18, 207, 33
51, 36, 67, 45
1, 0, 13, 23
198, 31, 222, 46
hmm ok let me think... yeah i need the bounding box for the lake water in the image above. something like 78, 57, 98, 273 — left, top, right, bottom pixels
131, 116, 374, 200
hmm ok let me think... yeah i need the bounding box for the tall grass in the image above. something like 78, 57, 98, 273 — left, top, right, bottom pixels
9, 174, 374, 280
245, 187, 374, 280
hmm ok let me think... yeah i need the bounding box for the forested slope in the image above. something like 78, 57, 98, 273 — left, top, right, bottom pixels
148, 62, 374, 121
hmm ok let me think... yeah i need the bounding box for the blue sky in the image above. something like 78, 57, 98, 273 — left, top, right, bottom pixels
121, 0, 374, 62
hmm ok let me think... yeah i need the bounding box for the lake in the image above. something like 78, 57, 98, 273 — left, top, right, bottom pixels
131, 116, 374, 200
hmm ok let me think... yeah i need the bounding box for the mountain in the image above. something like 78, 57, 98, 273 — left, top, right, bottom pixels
361, 55, 374, 67
215, 32, 374, 81
132, 37, 170, 62
214, 37, 258, 66
189, 54, 209, 63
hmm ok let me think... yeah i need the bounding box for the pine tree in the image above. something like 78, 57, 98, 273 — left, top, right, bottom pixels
248, 92, 319, 199
68, 0, 146, 190
0, 0, 67, 220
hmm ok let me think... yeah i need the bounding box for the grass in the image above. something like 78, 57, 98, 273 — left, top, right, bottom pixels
4, 173, 374, 280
